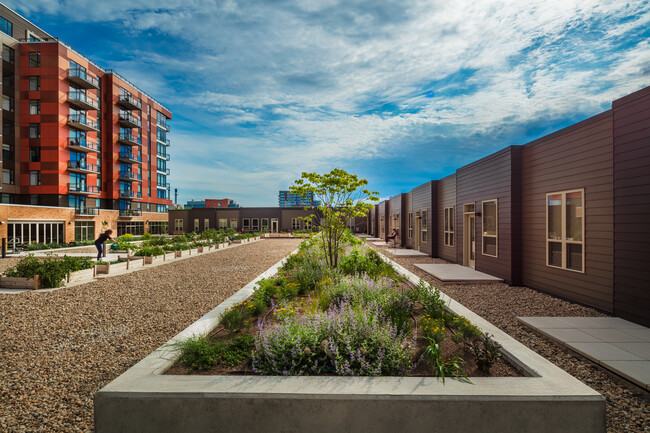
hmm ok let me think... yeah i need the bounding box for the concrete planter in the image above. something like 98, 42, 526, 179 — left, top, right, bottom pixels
95, 251, 605, 433
197, 246, 204, 253
67, 268, 94, 284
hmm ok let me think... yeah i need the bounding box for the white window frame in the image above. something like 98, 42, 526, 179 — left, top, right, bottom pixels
242, 218, 251, 230
230, 218, 237, 229
261, 218, 269, 230
29, 171, 40, 186
291, 218, 300, 230
546, 189, 585, 273
304, 218, 311, 230
193, 219, 199, 233
444, 207, 454, 247
7, 221, 64, 244
251, 218, 259, 231
204, 219, 209, 230
481, 200, 498, 257
174, 219, 183, 232
421, 210, 428, 243
219, 218, 227, 229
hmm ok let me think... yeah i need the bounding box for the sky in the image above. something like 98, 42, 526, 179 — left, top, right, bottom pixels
8, 0, 650, 206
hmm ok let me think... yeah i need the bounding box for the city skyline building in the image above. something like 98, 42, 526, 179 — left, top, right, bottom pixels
278, 190, 320, 208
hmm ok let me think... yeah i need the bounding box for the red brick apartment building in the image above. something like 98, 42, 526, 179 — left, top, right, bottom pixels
0, 5, 172, 243
370, 86, 650, 327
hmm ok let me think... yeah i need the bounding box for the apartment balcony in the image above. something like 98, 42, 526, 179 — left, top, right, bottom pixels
68, 114, 99, 132
157, 120, 170, 131
68, 91, 99, 111
67, 137, 100, 153
119, 209, 142, 218
118, 132, 142, 147
119, 190, 142, 199
156, 182, 171, 189
157, 168, 170, 175
67, 67, 99, 89
67, 160, 99, 174
156, 137, 171, 146
118, 113, 142, 129
75, 207, 100, 216
68, 183, 100, 195
117, 94, 142, 111
119, 171, 142, 182
118, 151, 142, 164
156, 152, 170, 161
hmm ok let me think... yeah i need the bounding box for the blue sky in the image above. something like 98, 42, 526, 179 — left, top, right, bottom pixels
9, 0, 650, 206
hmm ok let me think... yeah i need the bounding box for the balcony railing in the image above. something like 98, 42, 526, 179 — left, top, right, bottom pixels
156, 137, 171, 146
119, 171, 142, 181
118, 113, 142, 129
67, 67, 99, 89
156, 182, 171, 189
119, 209, 142, 217
68, 183, 100, 194
118, 132, 142, 146
119, 190, 142, 199
68, 114, 99, 132
68, 160, 99, 173
157, 152, 170, 160
157, 120, 170, 131
118, 151, 142, 163
67, 137, 100, 153
157, 168, 170, 175
75, 207, 100, 216
68, 91, 99, 110
118, 94, 142, 111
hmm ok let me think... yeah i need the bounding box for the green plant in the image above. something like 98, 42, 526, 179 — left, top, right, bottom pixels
422, 338, 471, 385
449, 316, 481, 344
220, 305, 247, 333
142, 233, 152, 240
5, 255, 69, 288
253, 278, 281, 306
468, 332, 502, 373
173, 335, 220, 371
116, 233, 135, 242
133, 245, 165, 256
419, 315, 446, 343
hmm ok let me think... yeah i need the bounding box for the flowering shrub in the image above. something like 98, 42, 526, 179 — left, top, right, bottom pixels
253, 301, 414, 376
420, 315, 446, 343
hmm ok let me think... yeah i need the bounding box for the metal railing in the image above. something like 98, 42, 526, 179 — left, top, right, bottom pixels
119, 132, 142, 145
68, 183, 100, 194
119, 171, 142, 181
118, 113, 142, 128
75, 207, 100, 216
67, 137, 100, 152
68, 114, 98, 130
119, 151, 142, 162
119, 209, 142, 217
68, 67, 99, 88
68, 160, 99, 173
118, 93, 142, 110
119, 190, 142, 199
68, 91, 99, 109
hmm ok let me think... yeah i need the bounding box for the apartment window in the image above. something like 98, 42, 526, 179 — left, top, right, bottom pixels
251, 218, 259, 231
193, 219, 200, 233
547, 189, 584, 272
29, 76, 41, 91
29, 171, 40, 186
421, 210, 428, 243
2, 95, 13, 112
242, 218, 251, 230
2, 44, 14, 63
408, 213, 413, 239
304, 218, 311, 230
156, 204, 167, 213
482, 200, 497, 257
175, 219, 183, 232
291, 218, 300, 230
29, 100, 41, 115
75, 221, 95, 242
3, 169, 14, 185
444, 207, 454, 247
219, 218, 227, 229
204, 219, 210, 230
149, 221, 168, 235
117, 222, 144, 236
261, 218, 269, 231
0, 17, 12, 36
230, 218, 238, 229
8, 221, 64, 245
29, 52, 41, 67
29, 123, 40, 138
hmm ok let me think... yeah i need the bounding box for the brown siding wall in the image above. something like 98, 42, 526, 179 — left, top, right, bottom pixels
389, 194, 402, 245
411, 181, 435, 256
612, 87, 650, 326
456, 147, 519, 283
437, 174, 457, 263
521, 112, 614, 312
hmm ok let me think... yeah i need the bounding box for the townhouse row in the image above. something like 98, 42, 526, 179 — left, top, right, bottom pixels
368, 86, 650, 327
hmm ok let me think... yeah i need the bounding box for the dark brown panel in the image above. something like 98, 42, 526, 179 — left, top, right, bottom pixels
410, 181, 434, 256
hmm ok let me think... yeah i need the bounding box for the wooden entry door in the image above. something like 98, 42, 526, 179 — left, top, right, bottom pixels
271, 219, 278, 233
463, 203, 476, 268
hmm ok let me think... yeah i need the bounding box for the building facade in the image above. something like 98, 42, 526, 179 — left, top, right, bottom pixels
369, 86, 650, 327
0, 5, 172, 242
278, 190, 320, 207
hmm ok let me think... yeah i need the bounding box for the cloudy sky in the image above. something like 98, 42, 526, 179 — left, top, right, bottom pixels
9, 0, 650, 205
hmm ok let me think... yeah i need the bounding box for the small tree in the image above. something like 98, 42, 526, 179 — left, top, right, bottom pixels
290, 168, 379, 268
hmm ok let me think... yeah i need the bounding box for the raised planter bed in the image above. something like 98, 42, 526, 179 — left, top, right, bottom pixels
94, 250, 605, 433
93, 263, 110, 276
0, 275, 41, 290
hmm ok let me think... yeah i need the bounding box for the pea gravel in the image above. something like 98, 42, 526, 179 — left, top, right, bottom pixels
370, 242, 649, 433
0, 239, 300, 433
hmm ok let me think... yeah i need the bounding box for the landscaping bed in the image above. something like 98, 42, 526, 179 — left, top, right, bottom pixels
165, 238, 519, 379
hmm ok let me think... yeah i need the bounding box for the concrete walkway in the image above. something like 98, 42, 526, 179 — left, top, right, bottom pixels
386, 249, 429, 256
518, 316, 650, 391
365, 237, 382, 241
414, 263, 503, 283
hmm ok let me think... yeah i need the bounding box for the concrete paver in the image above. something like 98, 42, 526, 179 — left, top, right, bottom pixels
414, 263, 503, 283
385, 249, 428, 256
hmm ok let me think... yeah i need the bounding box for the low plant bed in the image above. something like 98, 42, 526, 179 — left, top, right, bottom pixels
3, 254, 97, 288
165, 238, 518, 380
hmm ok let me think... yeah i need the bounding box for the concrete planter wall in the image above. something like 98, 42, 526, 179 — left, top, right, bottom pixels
94, 251, 605, 433
174, 251, 182, 258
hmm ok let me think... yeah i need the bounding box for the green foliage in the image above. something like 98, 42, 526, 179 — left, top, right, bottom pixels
220, 305, 248, 333
448, 316, 482, 344
383, 292, 415, 336
423, 338, 471, 385
5, 254, 93, 288
338, 248, 397, 279
468, 332, 502, 373
142, 233, 152, 240
143, 236, 167, 246
253, 278, 281, 306
420, 315, 446, 343
133, 245, 165, 256
116, 233, 135, 242
289, 168, 379, 268
415, 281, 447, 320
174, 335, 255, 372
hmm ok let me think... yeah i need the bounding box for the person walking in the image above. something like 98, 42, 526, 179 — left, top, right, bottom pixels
95, 230, 114, 261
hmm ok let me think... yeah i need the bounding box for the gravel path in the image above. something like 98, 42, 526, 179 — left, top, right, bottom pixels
0, 239, 300, 432
369, 243, 649, 433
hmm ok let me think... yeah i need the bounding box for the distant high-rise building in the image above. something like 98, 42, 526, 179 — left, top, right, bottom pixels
278, 190, 320, 207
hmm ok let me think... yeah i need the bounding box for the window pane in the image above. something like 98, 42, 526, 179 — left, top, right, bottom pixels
483, 237, 497, 256
449, 233, 453, 246
547, 194, 562, 240
483, 201, 497, 235
566, 191, 583, 242
567, 244, 582, 271
548, 242, 562, 267
449, 209, 453, 231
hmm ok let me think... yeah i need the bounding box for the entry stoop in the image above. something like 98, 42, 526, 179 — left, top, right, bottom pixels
414, 264, 503, 283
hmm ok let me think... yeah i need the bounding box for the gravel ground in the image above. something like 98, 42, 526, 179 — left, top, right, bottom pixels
370, 243, 649, 433
0, 239, 300, 432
